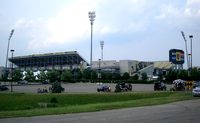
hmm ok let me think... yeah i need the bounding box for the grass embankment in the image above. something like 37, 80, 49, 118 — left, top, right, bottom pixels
0, 91, 195, 118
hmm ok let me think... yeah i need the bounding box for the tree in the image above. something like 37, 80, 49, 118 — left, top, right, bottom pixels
165, 70, 177, 83
82, 69, 91, 79
12, 70, 23, 81
1, 70, 9, 81
112, 73, 121, 80
37, 70, 47, 82
61, 70, 72, 82
177, 70, 189, 80
72, 69, 81, 81
190, 68, 200, 81
47, 70, 60, 83
51, 81, 64, 93
24, 70, 35, 82
132, 74, 139, 80
91, 70, 97, 80
141, 72, 148, 81
122, 72, 130, 80
77, 70, 82, 80
105, 72, 112, 79
101, 72, 106, 79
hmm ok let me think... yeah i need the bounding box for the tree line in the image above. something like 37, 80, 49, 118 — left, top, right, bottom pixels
1, 68, 200, 83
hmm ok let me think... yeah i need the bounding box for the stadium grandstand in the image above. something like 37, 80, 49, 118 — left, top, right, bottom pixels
8, 51, 88, 71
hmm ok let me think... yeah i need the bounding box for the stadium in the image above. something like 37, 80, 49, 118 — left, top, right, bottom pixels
8, 51, 88, 71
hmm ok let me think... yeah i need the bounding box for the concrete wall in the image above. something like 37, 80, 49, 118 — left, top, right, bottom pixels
119, 60, 138, 75
92, 60, 119, 69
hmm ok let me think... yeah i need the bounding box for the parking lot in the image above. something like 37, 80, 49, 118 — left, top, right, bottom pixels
0, 82, 172, 93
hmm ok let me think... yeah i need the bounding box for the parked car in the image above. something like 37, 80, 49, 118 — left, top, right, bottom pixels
192, 86, 200, 97
115, 82, 132, 92
42, 81, 49, 84
193, 81, 200, 88
0, 85, 9, 91
97, 85, 111, 92
154, 82, 166, 91
18, 80, 28, 84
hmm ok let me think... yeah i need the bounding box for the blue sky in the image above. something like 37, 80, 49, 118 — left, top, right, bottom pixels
0, 0, 200, 68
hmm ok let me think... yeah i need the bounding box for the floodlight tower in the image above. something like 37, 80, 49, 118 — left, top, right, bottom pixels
10, 49, 14, 92
100, 40, 104, 61
181, 31, 189, 69
5, 29, 14, 69
88, 11, 96, 68
189, 35, 193, 69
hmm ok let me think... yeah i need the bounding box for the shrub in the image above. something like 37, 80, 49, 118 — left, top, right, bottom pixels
50, 97, 58, 103
51, 81, 64, 93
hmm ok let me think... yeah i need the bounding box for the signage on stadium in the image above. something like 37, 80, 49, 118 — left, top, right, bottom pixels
169, 49, 184, 64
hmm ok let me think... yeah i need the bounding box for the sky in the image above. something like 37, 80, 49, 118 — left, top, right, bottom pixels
0, 0, 200, 68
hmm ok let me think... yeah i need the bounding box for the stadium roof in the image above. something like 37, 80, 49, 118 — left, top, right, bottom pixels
9, 51, 89, 67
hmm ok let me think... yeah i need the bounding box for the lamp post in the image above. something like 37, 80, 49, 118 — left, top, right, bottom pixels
98, 59, 101, 82
189, 35, 193, 70
10, 49, 14, 92
6, 29, 14, 69
100, 41, 104, 61
88, 11, 96, 68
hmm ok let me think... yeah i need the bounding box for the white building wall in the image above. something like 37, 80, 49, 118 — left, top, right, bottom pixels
92, 60, 118, 69
119, 60, 138, 75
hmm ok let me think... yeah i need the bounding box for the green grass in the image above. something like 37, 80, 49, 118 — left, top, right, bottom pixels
0, 91, 196, 118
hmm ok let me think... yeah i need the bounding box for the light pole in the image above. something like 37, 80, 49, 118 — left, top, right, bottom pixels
88, 11, 96, 68
5, 29, 14, 79
10, 49, 14, 92
189, 35, 193, 70
6, 29, 14, 69
181, 31, 189, 70
100, 41, 104, 61
98, 59, 101, 82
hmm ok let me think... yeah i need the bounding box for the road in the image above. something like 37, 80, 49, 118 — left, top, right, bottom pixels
1, 99, 200, 123
1, 82, 172, 93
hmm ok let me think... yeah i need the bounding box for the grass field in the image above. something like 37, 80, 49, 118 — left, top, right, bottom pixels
0, 91, 195, 118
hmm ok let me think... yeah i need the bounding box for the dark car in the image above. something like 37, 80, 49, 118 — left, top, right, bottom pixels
97, 85, 111, 92
154, 82, 166, 91
0, 85, 9, 91
42, 81, 49, 84
115, 82, 132, 92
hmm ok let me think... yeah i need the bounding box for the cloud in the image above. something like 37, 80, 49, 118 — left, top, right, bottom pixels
13, 0, 152, 50
13, 0, 199, 51
184, 0, 200, 18
155, 0, 200, 21
14, 0, 99, 49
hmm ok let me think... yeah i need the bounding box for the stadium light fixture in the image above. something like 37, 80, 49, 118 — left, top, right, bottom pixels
88, 11, 96, 68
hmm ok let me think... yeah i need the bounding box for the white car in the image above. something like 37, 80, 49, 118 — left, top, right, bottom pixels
18, 80, 28, 84
192, 87, 200, 97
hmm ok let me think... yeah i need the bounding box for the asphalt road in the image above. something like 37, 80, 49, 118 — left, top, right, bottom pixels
1, 82, 172, 93
1, 99, 200, 123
